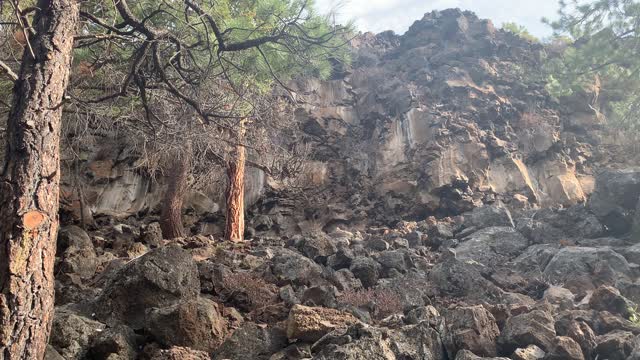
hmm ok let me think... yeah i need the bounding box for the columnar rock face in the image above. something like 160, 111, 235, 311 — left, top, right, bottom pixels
258, 9, 602, 230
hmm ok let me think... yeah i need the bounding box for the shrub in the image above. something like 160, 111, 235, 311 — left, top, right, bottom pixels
338, 288, 402, 320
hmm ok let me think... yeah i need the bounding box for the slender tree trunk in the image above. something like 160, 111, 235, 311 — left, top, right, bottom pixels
160, 150, 191, 239
225, 122, 247, 242
0, 1, 79, 359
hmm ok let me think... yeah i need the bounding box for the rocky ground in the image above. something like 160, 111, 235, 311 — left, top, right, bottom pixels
46, 168, 640, 360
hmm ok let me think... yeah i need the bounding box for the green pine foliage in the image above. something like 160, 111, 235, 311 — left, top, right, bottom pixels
544, 0, 640, 130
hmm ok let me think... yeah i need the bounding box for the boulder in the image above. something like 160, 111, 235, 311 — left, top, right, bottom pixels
444, 305, 500, 357
544, 336, 584, 360
311, 322, 445, 359
49, 308, 106, 360
349, 257, 382, 288
465, 204, 514, 229
145, 297, 227, 353
456, 227, 529, 271
542, 247, 631, 295
269, 247, 324, 286
149, 346, 210, 360
512, 345, 545, 360
498, 310, 556, 354
286, 304, 359, 342
594, 330, 635, 360
556, 320, 596, 359
588, 285, 632, 317
213, 323, 287, 360
93, 245, 200, 328
88, 325, 139, 360
588, 169, 640, 235
454, 349, 510, 360
298, 234, 337, 263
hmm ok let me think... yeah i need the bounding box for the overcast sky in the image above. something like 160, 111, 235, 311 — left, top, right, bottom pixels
314, 0, 561, 38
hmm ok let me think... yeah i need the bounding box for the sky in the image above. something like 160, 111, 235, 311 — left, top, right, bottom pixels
314, 0, 561, 38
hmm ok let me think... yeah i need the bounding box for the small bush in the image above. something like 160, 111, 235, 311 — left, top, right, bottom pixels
222, 272, 278, 312
338, 288, 402, 320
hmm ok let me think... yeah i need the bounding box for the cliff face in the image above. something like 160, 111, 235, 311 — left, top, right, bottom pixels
60, 9, 604, 233
256, 9, 599, 232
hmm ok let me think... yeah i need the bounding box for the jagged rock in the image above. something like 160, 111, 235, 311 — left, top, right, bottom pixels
498, 310, 556, 354
556, 320, 597, 359
44, 345, 65, 360
589, 169, 640, 235
213, 323, 287, 360
542, 247, 631, 295
465, 204, 514, 229
374, 250, 409, 275
512, 345, 545, 360
443, 305, 500, 357
311, 322, 445, 359
286, 304, 359, 342
57, 225, 99, 279
49, 308, 106, 360
349, 256, 381, 288
93, 245, 200, 328
594, 330, 635, 360
589, 285, 632, 317
140, 222, 163, 247
88, 325, 139, 360
298, 234, 337, 263
456, 227, 529, 271
145, 297, 227, 353
544, 336, 584, 360
543, 286, 575, 309
269, 247, 324, 286
429, 257, 502, 300
454, 349, 510, 360
327, 268, 363, 292
149, 346, 210, 360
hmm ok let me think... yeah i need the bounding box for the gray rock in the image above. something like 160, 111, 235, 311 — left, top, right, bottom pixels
589, 285, 632, 317
312, 322, 445, 360
498, 310, 556, 354
93, 245, 200, 328
466, 204, 514, 228
50, 308, 106, 360
270, 247, 324, 286
444, 305, 500, 357
594, 330, 635, 360
543, 247, 631, 295
544, 336, 584, 360
349, 257, 381, 288
213, 323, 287, 360
456, 227, 529, 270
88, 325, 139, 360
454, 349, 510, 360
299, 234, 337, 263
375, 250, 409, 274
589, 169, 640, 235
145, 297, 227, 353
140, 222, 163, 247
513, 345, 545, 360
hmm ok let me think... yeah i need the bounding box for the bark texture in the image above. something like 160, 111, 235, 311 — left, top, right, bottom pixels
224, 144, 246, 242
0, 1, 79, 359
160, 151, 191, 239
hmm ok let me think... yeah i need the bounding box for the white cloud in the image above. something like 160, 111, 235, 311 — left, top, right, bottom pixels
315, 0, 560, 37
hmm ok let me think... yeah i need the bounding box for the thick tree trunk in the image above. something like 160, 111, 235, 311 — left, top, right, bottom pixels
224, 144, 246, 242
0, 1, 79, 359
160, 151, 190, 239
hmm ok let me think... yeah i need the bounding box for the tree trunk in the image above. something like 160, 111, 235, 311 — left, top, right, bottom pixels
160, 150, 190, 239
224, 143, 246, 242
0, 1, 79, 359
